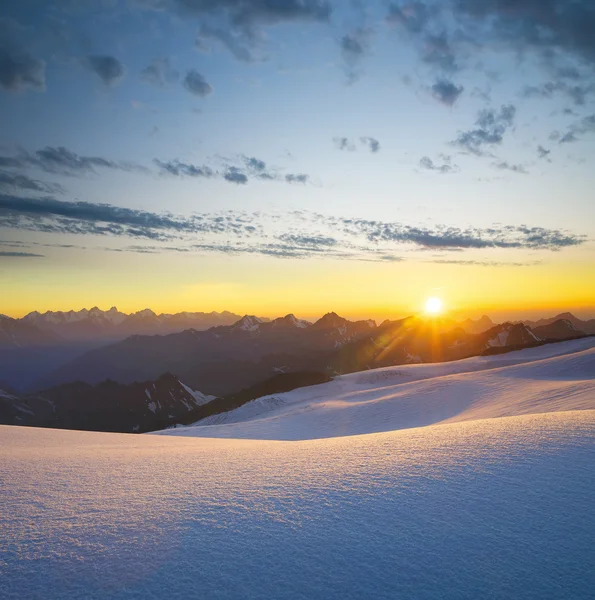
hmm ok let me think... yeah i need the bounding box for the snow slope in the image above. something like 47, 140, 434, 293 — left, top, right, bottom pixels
158, 338, 595, 440
1, 338, 594, 599
1, 412, 594, 600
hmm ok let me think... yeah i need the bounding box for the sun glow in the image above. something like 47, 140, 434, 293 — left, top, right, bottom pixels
425, 296, 443, 315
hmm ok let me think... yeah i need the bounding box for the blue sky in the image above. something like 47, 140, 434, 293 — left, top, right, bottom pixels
1, 1, 594, 318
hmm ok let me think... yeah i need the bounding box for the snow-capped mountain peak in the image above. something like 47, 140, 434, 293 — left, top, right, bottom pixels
235, 315, 264, 331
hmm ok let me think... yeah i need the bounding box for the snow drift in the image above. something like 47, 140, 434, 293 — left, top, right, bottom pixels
157, 337, 595, 440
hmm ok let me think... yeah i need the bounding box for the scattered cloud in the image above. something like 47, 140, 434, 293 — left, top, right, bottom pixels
285, 173, 309, 184
223, 167, 248, 185
334, 137, 380, 153
431, 79, 463, 106
537, 145, 551, 159
0, 146, 146, 176
0, 198, 585, 257
0, 171, 65, 194
154, 159, 214, 178
340, 27, 372, 82
183, 70, 213, 97
452, 104, 516, 156
419, 156, 454, 173
0, 250, 44, 258
85, 55, 125, 86
492, 161, 528, 174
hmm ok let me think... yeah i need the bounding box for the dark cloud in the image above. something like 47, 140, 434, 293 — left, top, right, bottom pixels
154, 159, 214, 178
223, 167, 248, 184
156, 0, 332, 24
537, 145, 551, 159
85, 55, 124, 86
0, 251, 44, 258
454, 0, 595, 67
0, 47, 45, 92
0, 195, 585, 258
141, 57, 179, 87
335, 137, 380, 153
0, 171, 65, 194
340, 27, 372, 82
285, 173, 309, 184
360, 137, 380, 153
553, 113, 595, 144
431, 79, 463, 106
0, 146, 145, 176
334, 137, 356, 151
334, 216, 584, 250
419, 156, 454, 173
452, 104, 516, 156
493, 161, 528, 174
183, 70, 212, 97
0, 194, 261, 240
522, 80, 592, 106
278, 233, 337, 247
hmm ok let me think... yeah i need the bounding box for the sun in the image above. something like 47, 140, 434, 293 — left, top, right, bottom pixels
424, 296, 443, 315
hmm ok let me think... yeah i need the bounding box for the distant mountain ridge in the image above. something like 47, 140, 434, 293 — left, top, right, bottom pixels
21, 307, 259, 341
38, 310, 589, 397
0, 373, 215, 433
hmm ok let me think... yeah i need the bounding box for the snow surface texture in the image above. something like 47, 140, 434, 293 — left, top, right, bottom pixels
1, 338, 594, 599
1, 413, 594, 600
159, 338, 595, 440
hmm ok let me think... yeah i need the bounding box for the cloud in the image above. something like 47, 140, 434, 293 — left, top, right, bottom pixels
223, 167, 248, 184
141, 0, 331, 61
452, 104, 516, 156
183, 69, 213, 97
154, 154, 311, 185
154, 159, 214, 178
419, 156, 454, 173
556, 113, 595, 144
0, 47, 45, 92
334, 216, 584, 250
285, 173, 309, 184
0, 194, 261, 240
340, 27, 372, 82
431, 79, 463, 106
493, 161, 528, 174
0, 171, 65, 194
454, 0, 595, 68
141, 57, 179, 87
0, 146, 146, 176
537, 145, 551, 159
0, 251, 44, 258
278, 233, 337, 247
430, 259, 541, 267
334, 137, 356, 152
334, 137, 380, 153
360, 137, 380, 153
85, 55, 125, 86
0, 197, 585, 257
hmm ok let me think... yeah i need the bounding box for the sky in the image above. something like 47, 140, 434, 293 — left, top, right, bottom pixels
1, 0, 594, 321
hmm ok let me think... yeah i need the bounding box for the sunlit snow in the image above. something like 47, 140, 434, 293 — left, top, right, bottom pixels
1, 338, 594, 599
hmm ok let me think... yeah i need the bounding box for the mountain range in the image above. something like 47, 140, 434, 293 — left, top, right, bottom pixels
0, 306, 591, 434
0, 308, 258, 391
35, 312, 587, 398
